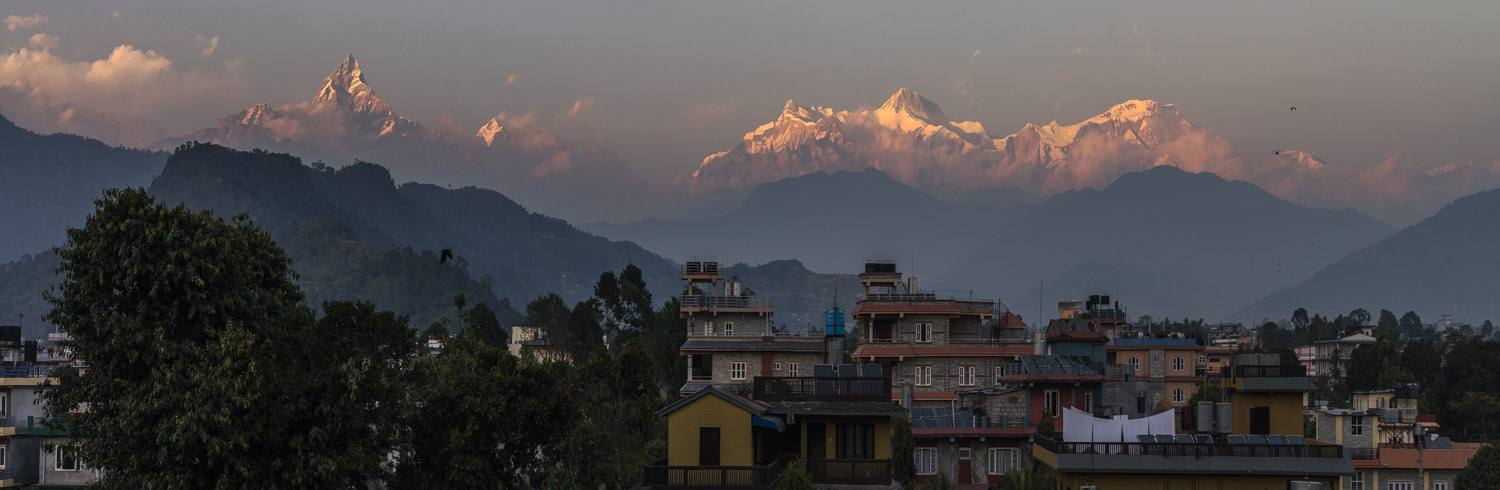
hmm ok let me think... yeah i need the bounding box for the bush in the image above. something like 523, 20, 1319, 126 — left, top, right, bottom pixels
776, 458, 815, 490
1456, 444, 1500, 489
893, 416, 916, 489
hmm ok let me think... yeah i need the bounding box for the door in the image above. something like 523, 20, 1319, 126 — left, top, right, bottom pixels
807, 423, 826, 461
1250, 406, 1271, 435
699, 428, 721, 466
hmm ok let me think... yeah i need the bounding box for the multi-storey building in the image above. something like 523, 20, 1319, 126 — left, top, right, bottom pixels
678, 261, 831, 396
1313, 333, 1376, 379
1033, 353, 1354, 489
1107, 337, 1205, 409
507, 325, 572, 363
846, 263, 1042, 487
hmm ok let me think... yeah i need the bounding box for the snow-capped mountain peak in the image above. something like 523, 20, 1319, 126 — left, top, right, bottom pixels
477, 117, 506, 146
313, 55, 393, 116
1273, 150, 1327, 171
876, 88, 947, 124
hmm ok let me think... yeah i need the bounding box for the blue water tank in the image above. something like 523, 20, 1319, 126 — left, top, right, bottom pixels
825, 307, 846, 336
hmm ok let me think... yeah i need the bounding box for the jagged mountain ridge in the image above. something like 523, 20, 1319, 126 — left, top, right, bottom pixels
689, 89, 1197, 195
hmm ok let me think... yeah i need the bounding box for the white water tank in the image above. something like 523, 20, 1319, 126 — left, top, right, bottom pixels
1214, 402, 1233, 434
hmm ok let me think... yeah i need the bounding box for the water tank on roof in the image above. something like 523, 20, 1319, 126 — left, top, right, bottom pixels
825, 307, 846, 336
864, 262, 896, 274
1196, 402, 1215, 433
1214, 403, 1233, 434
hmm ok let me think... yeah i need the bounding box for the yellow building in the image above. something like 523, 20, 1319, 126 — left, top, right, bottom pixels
648, 378, 904, 488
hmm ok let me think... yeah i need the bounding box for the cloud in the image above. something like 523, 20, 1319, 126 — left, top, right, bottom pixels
28, 33, 58, 51
0, 35, 251, 129
505, 73, 518, 85
682, 98, 739, 123
564, 97, 594, 118
0, 80, 168, 147
4, 14, 47, 32
112, 11, 123, 18
971, 49, 982, 59
1069, 47, 1087, 56
952, 77, 972, 97
196, 35, 220, 56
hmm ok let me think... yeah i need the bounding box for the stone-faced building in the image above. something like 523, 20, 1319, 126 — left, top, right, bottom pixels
847, 263, 1037, 487
1107, 336, 1205, 409
678, 261, 831, 396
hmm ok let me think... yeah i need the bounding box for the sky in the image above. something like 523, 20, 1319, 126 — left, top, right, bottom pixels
3, 0, 1499, 182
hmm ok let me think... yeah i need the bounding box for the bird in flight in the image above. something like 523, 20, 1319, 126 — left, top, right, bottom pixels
1290, 107, 1297, 111
440, 249, 454, 264
1275, 151, 1280, 155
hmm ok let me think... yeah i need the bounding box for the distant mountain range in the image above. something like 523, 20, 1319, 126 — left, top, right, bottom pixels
0, 112, 165, 261
1233, 187, 1500, 323
592, 165, 1396, 320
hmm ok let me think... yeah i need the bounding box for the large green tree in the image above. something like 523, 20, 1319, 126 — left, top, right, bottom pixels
395, 332, 576, 489
42, 188, 414, 489
549, 342, 664, 490
1456, 444, 1500, 489
892, 416, 916, 490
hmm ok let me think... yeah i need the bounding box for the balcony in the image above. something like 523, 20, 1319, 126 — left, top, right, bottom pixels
680, 295, 774, 311
1374, 408, 1418, 424
807, 458, 891, 485
752, 376, 890, 402
1031, 432, 1352, 477
644, 457, 785, 489
1350, 448, 1380, 460
1234, 365, 1306, 377
0, 364, 55, 378
681, 262, 721, 276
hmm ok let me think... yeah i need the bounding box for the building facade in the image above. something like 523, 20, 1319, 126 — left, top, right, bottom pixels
677, 262, 831, 396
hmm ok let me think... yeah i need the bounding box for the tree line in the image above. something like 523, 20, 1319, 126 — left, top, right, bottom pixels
41, 188, 678, 490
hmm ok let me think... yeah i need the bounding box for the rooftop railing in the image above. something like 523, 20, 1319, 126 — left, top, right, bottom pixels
1032, 433, 1344, 459
752, 376, 890, 402
0, 365, 55, 378
644, 457, 784, 489
680, 295, 774, 310
1234, 365, 1307, 378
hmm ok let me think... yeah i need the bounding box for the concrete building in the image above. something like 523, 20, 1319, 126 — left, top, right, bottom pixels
1034, 352, 1353, 489
507, 325, 571, 363
1313, 333, 1376, 379
1347, 441, 1484, 490
1107, 337, 1204, 409
678, 262, 831, 396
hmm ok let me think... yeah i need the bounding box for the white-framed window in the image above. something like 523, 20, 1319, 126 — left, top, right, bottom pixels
730, 361, 747, 380
958, 448, 971, 460
1173, 388, 1185, 403
772, 362, 781, 371
987, 448, 1018, 475
1351, 471, 1364, 490
1376, 397, 1385, 409
0, 445, 6, 469
789, 363, 799, 377
704, 321, 715, 336
1434, 482, 1448, 490
915, 448, 937, 475
1351, 415, 1364, 435
959, 366, 976, 386
995, 366, 1004, 384
916, 366, 932, 386
916, 323, 933, 343
1044, 390, 1060, 417
1387, 482, 1413, 490
55, 445, 79, 471
723, 322, 734, 336
0, 393, 7, 417
1128, 357, 1141, 373
1173, 357, 1185, 371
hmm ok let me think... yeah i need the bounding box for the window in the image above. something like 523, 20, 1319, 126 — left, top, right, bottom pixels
1387, 482, 1413, 490
959, 366, 976, 386
730, 361, 747, 380
836, 423, 876, 459
0, 393, 7, 417
1128, 357, 1141, 373
704, 321, 714, 336
1172, 388, 1185, 403
995, 366, 1005, 384
1136, 395, 1146, 414
1351, 415, 1364, 435
55, 445, 79, 471
1376, 397, 1385, 409
916, 366, 932, 386
916, 323, 933, 343
1173, 357, 1185, 371
0, 445, 6, 469
1351, 471, 1364, 490
1084, 392, 1094, 411
789, 363, 799, 377
1044, 390, 1060, 417
987, 448, 1017, 475
958, 448, 971, 460
915, 448, 937, 475
723, 322, 734, 336
1434, 482, 1448, 490
772, 362, 781, 371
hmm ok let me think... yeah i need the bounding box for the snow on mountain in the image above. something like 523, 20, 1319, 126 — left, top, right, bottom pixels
688, 89, 1215, 196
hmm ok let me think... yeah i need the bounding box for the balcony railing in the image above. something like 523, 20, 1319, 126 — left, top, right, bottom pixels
1351, 448, 1380, 460
752, 376, 890, 402
807, 458, 891, 485
681, 262, 721, 276
1374, 408, 1418, 424
680, 295, 774, 310
0, 365, 55, 378
1234, 365, 1307, 378
912, 414, 1029, 429
644, 457, 784, 489
1032, 433, 1344, 459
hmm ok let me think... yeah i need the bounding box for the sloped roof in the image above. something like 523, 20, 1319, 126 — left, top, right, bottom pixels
1377, 446, 1487, 470
657, 385, 768, 418
994, 311, 1028, 329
